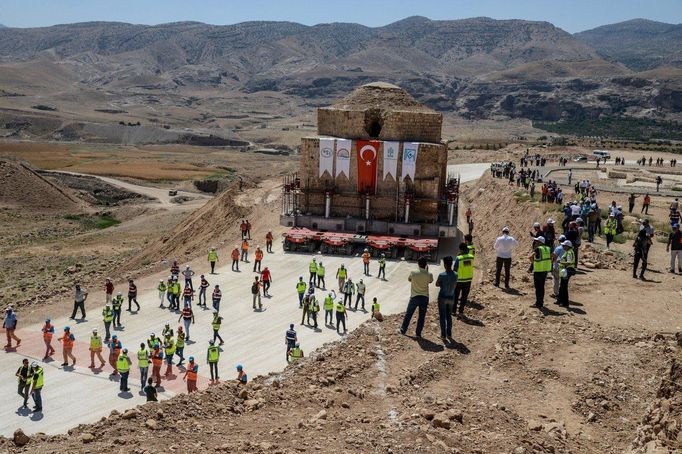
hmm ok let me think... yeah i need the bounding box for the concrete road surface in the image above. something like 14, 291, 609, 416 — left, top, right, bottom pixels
448, 163, 490, 183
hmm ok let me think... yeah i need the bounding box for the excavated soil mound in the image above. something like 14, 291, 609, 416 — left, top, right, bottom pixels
0, 159, 82, 211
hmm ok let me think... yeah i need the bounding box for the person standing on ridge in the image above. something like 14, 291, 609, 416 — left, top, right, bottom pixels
494, 227, 518, 289
399, 256, 433, 338
453, 243, 474, 319
436, 255, 457, 342
529, 236, 551, 309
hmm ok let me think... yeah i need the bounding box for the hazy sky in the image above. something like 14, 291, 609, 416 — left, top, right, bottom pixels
1, 0, 680, 32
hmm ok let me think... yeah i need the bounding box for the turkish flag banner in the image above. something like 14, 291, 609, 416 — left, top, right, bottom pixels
356, 140, 380, 195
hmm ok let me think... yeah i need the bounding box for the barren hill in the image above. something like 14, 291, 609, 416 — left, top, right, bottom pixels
0, 159, 82, 211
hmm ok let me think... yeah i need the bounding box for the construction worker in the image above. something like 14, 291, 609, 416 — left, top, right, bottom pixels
288, 342, 304, 363
355, 279, 366, 311
309, 258, 317, 286
58, 326, 76, 367
301, 288, 313, 325
377, 254, 387, 280
158, 279, 167, 308
399, 257, 434, 338
558, 240, 576, 308
89, 328, 106, 369
183, 356, 199, 392
254, 245, 264, 272
241, 239, 249, 262
112, 292, 124, 328
465, 234, 476, 257
362, 248, 371, 275
212, 310, 224, 345
147, 332, 161, 350
371, 297, 382, 321
266, 231, 274, 253
151, 343, 163, 387
252, 276, 263, 310
212, 284, 222, 311
170, 259, 180, 277
335, 299, 347, 334
261, 267, 272, 297
231, 246, 240, 271
127, 279, 140, 312
144, 378, 157, 402
308, 291, 320, 329
70, 283, 88, 321
163, 333, 176, 377
182, 283, 194, 309
240, 219, 247, 239
41, 318, 55, 359
436, 256, 457, 342
3, 306, 21, 349
285, 324, 297, 361
296, 276, 307, 307
316, 261, 325, 289
162, 322, 174, 340
207, 339, 220, 383
137, 342, 150, 389
236, 364, 248, 384
529, 236, 551, 308
208, 247, 219, 274
16, 358, 33, 409
342, 278, 355, 307
454, 243, 474, 318
336, 264, 347, 291
30, 362, 44, 412
171, 328, 183, 367
108, 334, 122, 375
116, 348, 131, 392
199, 274, 209, 307
182, 265, 195, 291
246, 219, 252, 239
324, 292, 335, 326
105, 278, 114, 305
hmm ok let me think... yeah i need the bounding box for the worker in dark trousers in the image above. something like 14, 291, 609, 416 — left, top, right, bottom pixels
127, 279, 140, 312
308, 294, 320, 329
342, 278, 355, 307
335, 300, 347, 334
529, 236, 551, 308
454, 243, 474, 318
285, 324, 297, 361
301, 288, 313, 325
633, 228, 651, 280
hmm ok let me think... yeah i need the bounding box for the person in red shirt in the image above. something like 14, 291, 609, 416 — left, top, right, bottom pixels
245, 220, 252, 240
641, 193, 651, 215
105, 278, 114, 304
253, 246, 264, 272
231, 246, 240, 271
261, 267, 272, 297
266, 231, 274, 253
240, 220, 247, 239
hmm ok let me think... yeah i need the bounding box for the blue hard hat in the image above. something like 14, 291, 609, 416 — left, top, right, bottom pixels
236, 364, 243, 371
189, 356, 194, 361
64, 326, 70, 331
45, 318, 50, 323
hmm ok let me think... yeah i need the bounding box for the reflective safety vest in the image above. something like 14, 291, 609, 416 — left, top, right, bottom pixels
337, 267, 347, 278
560, 248, 576, 270
379, 258, 386, 269
137, 349, 149, 367
255, 250, 264, 261
42, 323, 54, 340
309, 261, 317, 273
164, 339, 176, 355
116, 354, 130, 373
171, 282, 181, 295
162, 327, 173, 339
289, 347, 303, 360
467, 244, 476, 257
102, 307, 114, 322
316, 265, 325, 276
187, 362, 198, 381
335, 302, 346, 314
90, 335, 102, 351
151, 349, 163, 366
158, 282, 167, 292
362, 252, 370, 264
208, 250, 218, 262
604, 219, 617, 235
533, 245, 552, 273
110, 340, 122, 354
207, 346, 219, 363
324, 296, 334, 311
212, 316, 222, 331
231, 249, 240, 260
147, 336, 160, 349
112, 296, 123, 311
176, 331, 185, 348
62, 333, 74, 348
372, 302, 380, 313
309, 297, 320, 313
456, 253, 474, 282
343, 281, 355, 295
32, 367, 44, 389
296, 281, 307, 294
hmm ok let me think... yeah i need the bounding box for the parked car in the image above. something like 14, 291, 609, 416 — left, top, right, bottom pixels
573, 156, 587, 163
168, 189, 178, 196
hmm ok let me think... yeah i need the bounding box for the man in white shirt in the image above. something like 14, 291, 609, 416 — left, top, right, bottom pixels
494, 227, 518, 288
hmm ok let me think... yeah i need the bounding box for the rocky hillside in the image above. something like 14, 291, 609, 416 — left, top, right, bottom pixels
575, 19, 682, 71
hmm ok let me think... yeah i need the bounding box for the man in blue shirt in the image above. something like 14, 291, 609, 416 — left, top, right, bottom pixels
435, 256, 458, 343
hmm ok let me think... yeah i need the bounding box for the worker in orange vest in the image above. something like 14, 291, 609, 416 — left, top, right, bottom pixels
362, 248, 371, 275
41, 318, 55, 359
265, 231, 274, 253
108, 334, 122, 375
58, 326, 76, 367
241, 239, 249, 262
231, 246, 240, 271
183, 356, 199, 393
151, 343, 164, 387
253, 246, 264, 272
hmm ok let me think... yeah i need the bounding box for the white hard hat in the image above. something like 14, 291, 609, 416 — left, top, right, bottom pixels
562, 240, 573, 248
533, 236, 545, 244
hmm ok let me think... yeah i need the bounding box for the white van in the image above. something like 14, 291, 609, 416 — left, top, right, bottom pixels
592, 150, 611, 160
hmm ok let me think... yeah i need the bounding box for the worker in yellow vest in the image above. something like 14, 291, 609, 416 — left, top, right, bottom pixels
309, 258, 317, 287
208, 247, 219, 274
207, 340, 220, 384
465, 234, 476, 259
296, 276, 307, 308
371, 297, 383, 321
137, 342, 150, 389
336, 264, 347, 292
454, 243, 474, 318
30, 362, 44, 412
158, 279, 167, 308
288, 343, 304, 362
335, 300, 347, 334
116, 348, 132, 392
324, 291, 335, 326
163, 335, 176, 377
529, 236, 552, 308
316, 261, 326, 289
308, 292, 320, 329
102, 304, 114, 342
88, 328, 106, 369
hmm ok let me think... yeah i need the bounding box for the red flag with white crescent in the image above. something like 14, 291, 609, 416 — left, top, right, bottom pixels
356, 140, 380, 195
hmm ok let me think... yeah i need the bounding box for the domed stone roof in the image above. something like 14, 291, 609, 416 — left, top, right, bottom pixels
329, 82, 437, 114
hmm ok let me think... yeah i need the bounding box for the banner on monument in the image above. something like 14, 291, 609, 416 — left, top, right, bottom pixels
383, 141, 399, 180
356, 140, 380, 194
319, 138, 334, 177
401, 142, 419, 181
335, 139, 351, 179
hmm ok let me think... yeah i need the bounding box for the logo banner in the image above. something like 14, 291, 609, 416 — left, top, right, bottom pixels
356, 140, 380, 195
383, 141, 399, 180
401, 142, 419, 182
319, 138, 334, 177
335, 139, 351, 179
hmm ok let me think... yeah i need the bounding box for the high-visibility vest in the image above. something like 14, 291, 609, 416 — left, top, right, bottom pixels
151, 350, 163, 366
241, 242, 249, 251
560, 248, 576, 269
255, 250, 264, 261
42, 323, 54, 340
32, 367, 44, 389
158, 283, 167, 292
137, 349, 149, 367
289, 347, 303, 360
116, 354, 130, 373
379, 258, 386, 268
164, 339, 176, 355
187, 363, 198, 381
208, 250, 218, 262
362, 253, 370, 264
212, 316, 222, 331
372, 302, 380, 313
231, 249, 240, 260
343, 282, 355, 294
90, 335, 102, 351
208, 346, 219, 363
467, 244, 476, 256
110, 341, 122, 354
62, 333, 74, 348
337, 268, 347, 278
335, 302, 346, 314
112, 296, 123, 310
172, 283, 181, 295
162, 327, 173, 339
296, 282, 307, 293
604, 219, 617, 235
317, 265, 325, 276
309, 297, 320, 313
309, 261, 317, 272
147, 336, 160, 349
176, 332, 185, 348
324, 296, 334, 311
456, 253, 474, 282
533, 245, 552, 273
